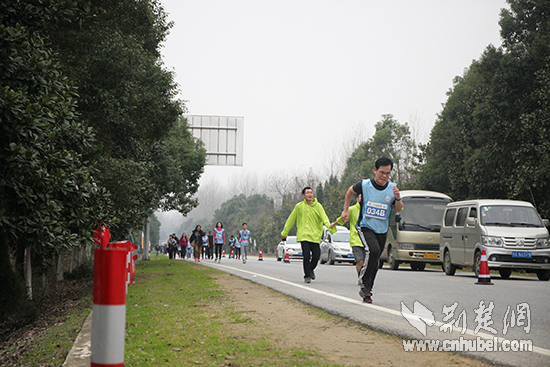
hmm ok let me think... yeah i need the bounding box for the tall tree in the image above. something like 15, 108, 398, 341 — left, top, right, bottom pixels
210, 193, 274, 242
321, 176, 346, 227
340, 114, 417, 189
149, 214, 161, 247
501, 0, 550, 217
1, 1, 99, 319
37, 0, 206, 239
254, 194, 297, 254
417, 0, 550, 217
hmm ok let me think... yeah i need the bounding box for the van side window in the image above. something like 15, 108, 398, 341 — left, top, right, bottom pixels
389, 208, 396, 227
444, 209, 456, 227
456, 208, 468, 227
469, 207, 477, 218
389, 208, 397, 237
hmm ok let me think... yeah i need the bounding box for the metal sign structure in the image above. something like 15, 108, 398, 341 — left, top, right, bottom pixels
186, 115, 244, 166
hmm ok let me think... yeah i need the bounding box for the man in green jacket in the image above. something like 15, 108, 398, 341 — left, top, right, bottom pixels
332, 194, 363, 284
281, 187, 336, 283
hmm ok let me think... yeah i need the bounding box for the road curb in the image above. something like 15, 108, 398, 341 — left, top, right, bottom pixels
63, 310, 92, 366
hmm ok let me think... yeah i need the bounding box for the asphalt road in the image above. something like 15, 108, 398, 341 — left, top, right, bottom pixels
191, 255, 550, 367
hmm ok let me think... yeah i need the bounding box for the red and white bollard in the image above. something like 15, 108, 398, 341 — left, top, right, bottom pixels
258, 250, 263, 261
475, 250, 494, 285
110, 241, 138, 289
91, 247, 127, 367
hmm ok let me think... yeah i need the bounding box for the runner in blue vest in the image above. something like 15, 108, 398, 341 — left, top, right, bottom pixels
238, 223, 251, 264
340, 156, 403, 303
213, 222, 225, 263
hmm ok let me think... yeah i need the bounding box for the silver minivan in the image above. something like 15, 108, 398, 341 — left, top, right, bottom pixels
440, 199, 550, 280
320, 226, 354, 265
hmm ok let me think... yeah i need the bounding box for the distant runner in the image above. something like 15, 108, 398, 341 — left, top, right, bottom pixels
238, 223, 251, 264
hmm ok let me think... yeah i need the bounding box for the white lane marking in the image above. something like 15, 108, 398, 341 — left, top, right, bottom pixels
209, 261, 550, 357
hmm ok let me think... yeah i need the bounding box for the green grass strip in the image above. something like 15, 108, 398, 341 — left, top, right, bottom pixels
17, 292, 92, 367
15, 256, 342, 366
124, 256, 335, 367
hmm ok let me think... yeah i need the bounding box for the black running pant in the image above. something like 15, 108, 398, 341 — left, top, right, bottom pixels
300, 241, 320, 279
357, 227, 387, 290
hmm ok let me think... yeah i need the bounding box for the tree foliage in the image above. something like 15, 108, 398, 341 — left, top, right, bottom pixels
32, 0, 206, 238
316, 175, 345, 227
0, 3, 99, 320
1, 0, 206, 322
340, 114, 417, 189
417, 0, 550, 217
254, 195, 297, 253
208, 194, 274, 242
149, 213, 161, 247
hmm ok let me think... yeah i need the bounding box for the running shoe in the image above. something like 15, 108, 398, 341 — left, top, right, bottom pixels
359, 287, 372, 299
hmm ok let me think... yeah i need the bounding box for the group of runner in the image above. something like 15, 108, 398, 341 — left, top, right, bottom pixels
176, 222, 252, 264
162, 156, 400, 304
281, 156, 402, 303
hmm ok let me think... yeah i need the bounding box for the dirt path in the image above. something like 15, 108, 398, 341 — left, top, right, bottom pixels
214, 272, 500, 367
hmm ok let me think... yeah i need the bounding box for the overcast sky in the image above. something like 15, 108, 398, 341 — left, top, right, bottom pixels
160, 0, 508, 187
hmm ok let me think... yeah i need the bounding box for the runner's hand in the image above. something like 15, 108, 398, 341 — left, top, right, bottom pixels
341, 208, 349, 222
392, 185, 401, 200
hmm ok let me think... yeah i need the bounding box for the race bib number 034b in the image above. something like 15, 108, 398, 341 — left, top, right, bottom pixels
364, 201, 388, 220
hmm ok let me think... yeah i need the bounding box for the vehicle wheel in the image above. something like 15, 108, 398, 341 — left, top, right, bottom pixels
411, 262, 426, 271
536, 269, 550, 281
328, 251, 334, 265
277, 256, 281, 261
499, 268, 512, 279
473, 251, 481, 278
328, 251, 335, 265
320, 258, 326, 264
443, 250, 456, 276
388, 246, 400, 270
378, 259, 384, 269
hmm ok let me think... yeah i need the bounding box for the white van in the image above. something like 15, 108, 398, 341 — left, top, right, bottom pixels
380, 190, 452, 271
440, 199, 550, 280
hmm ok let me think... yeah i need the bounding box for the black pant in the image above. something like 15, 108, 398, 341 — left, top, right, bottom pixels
358, 227, 387, 290
300, 241, 320, 279
215, 244, 223, 259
